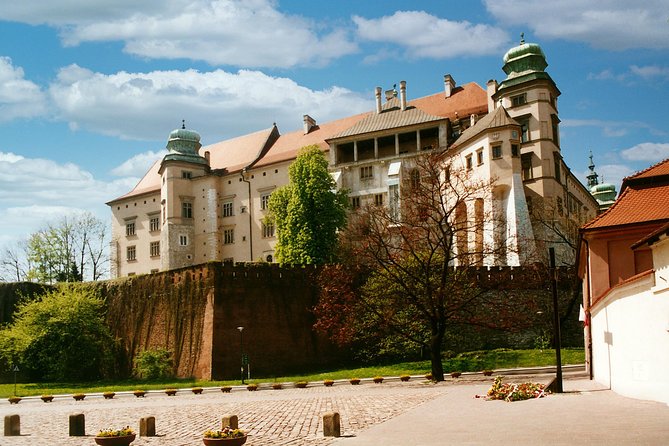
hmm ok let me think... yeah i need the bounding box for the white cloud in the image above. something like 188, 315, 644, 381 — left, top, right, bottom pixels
587, 69, 627, 82
111, 150, 166, 177
0, 0, 357, 68
0, 57, 47, 121
48, 65, 371, 141
630, 65, 669, 81
561, 119, 666, 138
621, 142, 669, 162
0, 151, 137, 247
353, 11, 510, 59
484, 0, 669, 50
597, 164, 634, 189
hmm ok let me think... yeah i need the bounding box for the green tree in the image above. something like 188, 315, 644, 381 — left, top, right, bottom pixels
0, 286, 114, 381
268, 145, 349, 264
315, 152, 538, 381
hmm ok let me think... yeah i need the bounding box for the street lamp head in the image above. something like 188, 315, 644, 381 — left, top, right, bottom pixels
237, 326, 244, 332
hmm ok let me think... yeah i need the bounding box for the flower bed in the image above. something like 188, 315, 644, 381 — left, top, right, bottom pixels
483, 376, 549, 402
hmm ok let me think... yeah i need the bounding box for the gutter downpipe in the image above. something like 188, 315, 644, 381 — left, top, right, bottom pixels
584, 237, 593, 380
241, 169, 253, 261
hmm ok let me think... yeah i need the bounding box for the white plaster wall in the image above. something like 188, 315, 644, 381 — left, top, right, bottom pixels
591, 273, 669, 404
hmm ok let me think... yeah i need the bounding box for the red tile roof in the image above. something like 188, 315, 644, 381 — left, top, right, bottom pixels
582, 174, 669, 231
109, 82, 489, 203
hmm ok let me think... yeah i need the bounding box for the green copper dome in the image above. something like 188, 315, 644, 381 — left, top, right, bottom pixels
502, 36, 548, 78
162, 120, 207, 166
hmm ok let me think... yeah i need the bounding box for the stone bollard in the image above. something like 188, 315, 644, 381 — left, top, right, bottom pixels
221, 414, 238, 430
140, 416, 156, 437
322, 412, 341, 437
4, 414, 20, 436
69, 413, 85, 436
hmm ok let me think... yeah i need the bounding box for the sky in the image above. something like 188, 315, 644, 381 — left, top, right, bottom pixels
0, 0, 668, 251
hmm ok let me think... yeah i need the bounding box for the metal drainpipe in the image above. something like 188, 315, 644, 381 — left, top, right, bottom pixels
584, 238, 593, 380
241, 169, 253, 261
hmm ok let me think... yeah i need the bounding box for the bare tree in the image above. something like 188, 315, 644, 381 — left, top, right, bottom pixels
315, 152, 532, 381
0, 240, 30, 282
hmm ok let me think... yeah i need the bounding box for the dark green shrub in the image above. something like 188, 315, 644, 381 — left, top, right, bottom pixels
133, 348, 173, 380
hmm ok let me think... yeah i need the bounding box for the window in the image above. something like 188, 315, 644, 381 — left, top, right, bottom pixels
126, 246, 136, 261
182, 171, 192, 179
360, 165, 373, 180
410, 169, 420, 189
224, 228, 234, 244
262, 222, 275, 238
553, 152, 562, 183
223, 257, 234, 263
511, 144, 520, 157
260, 193, 271, 211
557, 196, 564, 216
521, 153, 533, 180
491, 144, 502, 159
389, 184, 399, 220
351, 196, 361, 209
182, 202, 193, 218
477, 148, 484, 165
149, 216, 160, 232
520, 119, 530, 142
374, 193, 384, 206
222, 201, 234, 217
125, 222, 135, 236
466, 154, 473, 170
150, 241, 160, 257
511, 93, 527, 107
179, 235, 188, 246
551, 115, 560, 145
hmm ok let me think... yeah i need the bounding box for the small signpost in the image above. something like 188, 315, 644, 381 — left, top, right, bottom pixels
13, 365, 19, 396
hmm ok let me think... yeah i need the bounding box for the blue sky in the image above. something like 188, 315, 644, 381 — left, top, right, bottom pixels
0, 0, 668, 251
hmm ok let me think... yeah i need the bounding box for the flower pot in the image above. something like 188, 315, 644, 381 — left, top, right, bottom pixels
295, 382, 308, 388
221, 387, 232, 393
94, 434, 136, 446
373, 377, 384, 384
165, 389, 177, 396
8, 397, 21, 404
400, 375, 411, 382
41, 396, 54, 403
192, 388, 203, 394
450, 372, 462, 378
323, 380, 334, 387
73, 394, 86, 401
349, 379, 360, 385
483, 370, 494, 376
103, 392, 115, 400
203, 435, 247, 446
133, 391, 146, 398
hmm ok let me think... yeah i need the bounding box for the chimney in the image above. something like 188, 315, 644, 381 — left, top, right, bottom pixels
470, 114, 477, 127
486, 79, 498, 113
375, 87, 382, 114
444, 74, 456, 98
399, 81, 407, 111
385, 84, 397, 101
303, 114, 316, 134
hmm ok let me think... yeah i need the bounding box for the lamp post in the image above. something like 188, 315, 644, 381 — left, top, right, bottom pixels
549, 247, 563, 393
237, 326, 245, 384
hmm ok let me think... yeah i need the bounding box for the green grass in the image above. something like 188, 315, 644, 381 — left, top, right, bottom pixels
0, 348, 583, 397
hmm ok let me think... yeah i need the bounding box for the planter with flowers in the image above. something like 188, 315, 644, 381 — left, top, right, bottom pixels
41, 394, 54, 403
349, 378, 360, 385
373, 376, 384, 384
95, 426, 136, 446
450, 372, 462, 378
203, 427, 247, 445
221, 386, 232, 393
165, 389, 177, 396
295, 381, 308, 389
8, 396, 21, 404
73, 393, 86, 401
103, 391, 115, 400
248, 383, 259, 391
483, 370, 494, 376
424, 373, 433, 381
133, 390, 146, 398
400, 375, 411, 382
192, 387, 203, 395
323, 379, 334, 387
271, 383, 282, 390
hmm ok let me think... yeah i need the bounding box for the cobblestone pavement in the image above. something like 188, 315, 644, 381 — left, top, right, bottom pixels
0, 378, 452, 446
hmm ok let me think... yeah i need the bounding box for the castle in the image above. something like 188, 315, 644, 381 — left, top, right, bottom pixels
107, 38, 598, 278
